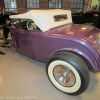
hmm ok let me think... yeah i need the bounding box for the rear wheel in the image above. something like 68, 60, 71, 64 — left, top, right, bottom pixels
46, 52, 90, 95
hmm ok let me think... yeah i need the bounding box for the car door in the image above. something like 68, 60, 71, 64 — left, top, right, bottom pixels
13, 27, 35, 59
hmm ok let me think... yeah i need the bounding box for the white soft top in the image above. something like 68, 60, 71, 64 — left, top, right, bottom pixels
10, 9, 72, 32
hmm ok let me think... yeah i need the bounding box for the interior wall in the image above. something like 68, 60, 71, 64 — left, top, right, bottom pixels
16, 0, 26, 13
84, 0, 92, 12
92, 0, 98, 6
2, 0, 92, 14
0, 0, 4, 13
16, 0, 72, 14
91, 0, 98, 10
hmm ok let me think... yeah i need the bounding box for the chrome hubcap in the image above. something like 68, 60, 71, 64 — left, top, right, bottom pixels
53, 65, 76, 87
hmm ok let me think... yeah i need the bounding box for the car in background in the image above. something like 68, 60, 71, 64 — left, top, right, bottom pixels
72, 10, 99, 24
2, 9, 100, 95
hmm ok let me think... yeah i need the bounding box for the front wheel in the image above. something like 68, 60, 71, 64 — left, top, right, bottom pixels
46, 52, 90, 95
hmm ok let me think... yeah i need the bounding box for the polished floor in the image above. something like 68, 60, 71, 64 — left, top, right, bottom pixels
0, 29, 100, 100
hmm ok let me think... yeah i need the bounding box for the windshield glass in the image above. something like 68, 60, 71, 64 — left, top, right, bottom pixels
12, 19, 30, 24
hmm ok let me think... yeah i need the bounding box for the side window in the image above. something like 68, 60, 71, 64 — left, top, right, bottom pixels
54, 14, 68, 22
14, 19, 41, 31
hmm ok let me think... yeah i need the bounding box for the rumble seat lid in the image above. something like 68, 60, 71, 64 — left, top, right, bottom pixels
9, 9, 72, 32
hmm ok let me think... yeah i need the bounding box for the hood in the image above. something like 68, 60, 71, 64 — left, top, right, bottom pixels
48, 23, 100, 53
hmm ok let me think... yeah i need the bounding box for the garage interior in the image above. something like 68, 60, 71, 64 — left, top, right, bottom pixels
0, 0, 100, 100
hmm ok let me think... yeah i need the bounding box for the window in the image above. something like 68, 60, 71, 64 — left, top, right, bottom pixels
0, 0, 4, 13
4, 0, 17, 13
27, 0, 39, 11
71, 0, 84, 13
14, 19, 41, 31
49, 0, 62, 9
54, 14, 67, 22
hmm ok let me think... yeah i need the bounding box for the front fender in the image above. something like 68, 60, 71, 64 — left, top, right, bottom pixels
31, 34, 100, 72
50, 41, 100, 72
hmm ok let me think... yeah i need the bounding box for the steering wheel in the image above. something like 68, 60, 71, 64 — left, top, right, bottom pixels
27, 20, 34, 30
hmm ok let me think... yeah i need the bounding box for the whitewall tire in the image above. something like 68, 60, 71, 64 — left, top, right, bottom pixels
46, 52, 90, 95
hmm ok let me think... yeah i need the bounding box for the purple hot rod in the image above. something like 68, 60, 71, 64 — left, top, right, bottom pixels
4, 9, 100, 95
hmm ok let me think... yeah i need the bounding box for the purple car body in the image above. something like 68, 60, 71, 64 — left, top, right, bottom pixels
10, 23, 100, 72
8, 10, 100, 95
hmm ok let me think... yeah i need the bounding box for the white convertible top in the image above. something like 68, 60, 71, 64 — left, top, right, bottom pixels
10, 9, 72, 32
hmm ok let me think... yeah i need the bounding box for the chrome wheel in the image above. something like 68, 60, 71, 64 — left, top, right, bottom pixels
53, 65, 76, 87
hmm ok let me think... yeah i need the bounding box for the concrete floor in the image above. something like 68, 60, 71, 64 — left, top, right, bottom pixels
0, 29, 100, 100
